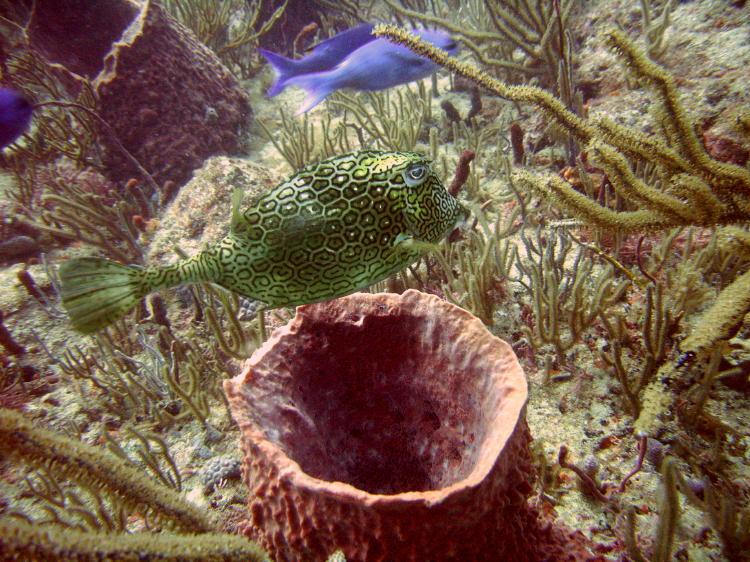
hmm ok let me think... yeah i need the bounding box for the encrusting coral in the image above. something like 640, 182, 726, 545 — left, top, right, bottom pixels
224, 290, 598, 561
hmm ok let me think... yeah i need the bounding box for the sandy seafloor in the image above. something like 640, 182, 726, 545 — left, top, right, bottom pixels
1, 1, 749, 560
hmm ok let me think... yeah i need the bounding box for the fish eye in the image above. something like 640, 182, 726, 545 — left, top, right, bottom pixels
404, 164, 427, 187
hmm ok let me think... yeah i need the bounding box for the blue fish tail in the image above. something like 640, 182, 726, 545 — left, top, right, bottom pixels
259, 49, 301, 97
286, 73, 335, 115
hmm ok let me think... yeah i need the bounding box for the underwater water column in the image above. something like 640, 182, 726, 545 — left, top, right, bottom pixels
224, 290, 596, 561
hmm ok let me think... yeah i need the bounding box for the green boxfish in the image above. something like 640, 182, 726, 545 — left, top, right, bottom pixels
60, 150, 468, 334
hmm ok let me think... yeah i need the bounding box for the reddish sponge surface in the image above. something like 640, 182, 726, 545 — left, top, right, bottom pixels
225, 290, 599, 561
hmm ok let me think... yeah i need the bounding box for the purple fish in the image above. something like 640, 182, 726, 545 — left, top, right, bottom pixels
282, 29, 458, 114
260, 23, 376, 97
0, 88, 33, 149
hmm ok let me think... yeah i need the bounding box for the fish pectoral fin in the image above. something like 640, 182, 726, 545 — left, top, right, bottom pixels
230, 187, 244, 233
392, 232, 414, 248
265, 214, 326, 247
392, 233, 440, 254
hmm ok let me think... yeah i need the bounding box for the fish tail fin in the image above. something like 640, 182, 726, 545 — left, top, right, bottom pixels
259, 49, 301, 97
59, 257, 149, 334
286, 72, 335, 115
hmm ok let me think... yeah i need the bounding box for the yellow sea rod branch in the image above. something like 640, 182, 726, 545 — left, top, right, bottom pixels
378, 23, 750, 230
0, 408, 213, 533
603, 30, 697, 160
513, 170, 671, 231
594, 117, 692, 175
373, 24, 594, 142
0, 519, 271, 562
376, 25, 750, 194
604, 29, 750, 194
587, 142, 696, 223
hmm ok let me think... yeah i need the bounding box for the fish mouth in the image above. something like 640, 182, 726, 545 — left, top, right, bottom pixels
447, 204, 471, 243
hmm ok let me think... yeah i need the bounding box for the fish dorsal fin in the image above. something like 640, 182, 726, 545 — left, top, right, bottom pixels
230, 187, 244, 233
307, 22, 374, 53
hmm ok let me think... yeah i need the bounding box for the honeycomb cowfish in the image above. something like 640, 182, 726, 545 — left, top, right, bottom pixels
59, 151, 468, 334
263, 28, 458, 114
0, 88, 33, 149
260, 22, 376, 97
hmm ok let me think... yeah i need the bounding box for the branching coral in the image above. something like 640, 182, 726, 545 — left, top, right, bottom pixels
54, 323, 228, 428
624, 457, 681, 562
162, 0, 287, 79
0, 408, 272, 559
374, 24, 750, 231
16, 171, 145, 264
0, 518, 270, 561
1, 51, 104, 211
514, 226, 629, 364
328, 86, 430, 152
258, 107, 353, 170
385, 0, 575, 88
103, 427, 182, 492
261, 84, 429, 169
197, 283, 263, 360
0, 408, 213, 532
434, 196, 520, 324
598, 283, 671, 416
1, 47, 157, 264
2, 52, 103, 175
374, 23, 750, 437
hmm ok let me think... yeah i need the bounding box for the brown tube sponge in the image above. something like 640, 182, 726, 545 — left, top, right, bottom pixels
224, 290, 596, 561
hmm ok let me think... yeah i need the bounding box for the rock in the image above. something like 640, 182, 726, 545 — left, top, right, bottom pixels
147, 156, 280, 265
224, 290, 597, 561
203, 423, 223, 444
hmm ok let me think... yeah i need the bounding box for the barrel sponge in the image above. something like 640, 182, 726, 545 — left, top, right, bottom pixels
224, 290, 599, 561
26, 0, 251, 188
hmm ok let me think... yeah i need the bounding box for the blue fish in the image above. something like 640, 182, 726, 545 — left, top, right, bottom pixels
260, 23, 376, 97
0, 88, 33, 149
266, 28, 458, 114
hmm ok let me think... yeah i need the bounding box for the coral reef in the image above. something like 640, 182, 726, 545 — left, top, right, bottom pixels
0, 518, 271, 562
374, 24, 750, 232
385, 0, 574, 89
0, 407, 213, 532
224, 290, 596, 561
1, 1, 748, 560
